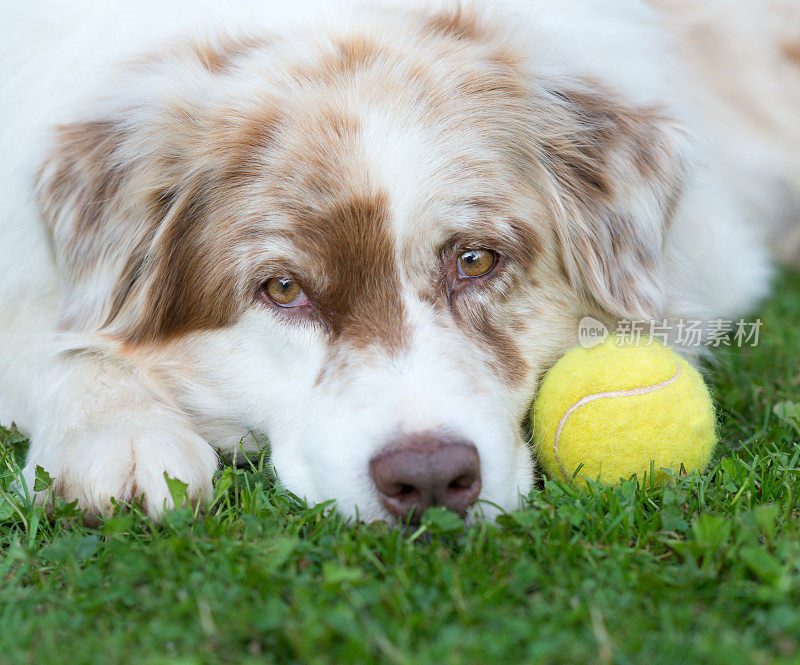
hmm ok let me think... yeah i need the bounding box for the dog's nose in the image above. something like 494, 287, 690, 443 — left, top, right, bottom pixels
369, 434, 481, 521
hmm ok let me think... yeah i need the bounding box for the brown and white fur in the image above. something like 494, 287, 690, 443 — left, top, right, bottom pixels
0, 0, 797, 521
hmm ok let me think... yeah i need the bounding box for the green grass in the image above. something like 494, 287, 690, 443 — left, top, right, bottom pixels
1, 273, 799, 665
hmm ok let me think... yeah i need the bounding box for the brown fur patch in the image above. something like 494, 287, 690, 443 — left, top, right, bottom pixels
469, 309, 527, 384
127, 190, 242, 345
507, 217, 545, 271
548, 82, 677, 191
455, 65, 526, 100
448, 294, 527, 385
335, 34, 382, 70
290, 35, 389, 86
282, 193, 409, 353
782, 41, 800, 65
424, 6, 487, 42
37, 120, 151, 330
191, 34, 271, 73
206, 105, 285, 182
39, 121, 127, 237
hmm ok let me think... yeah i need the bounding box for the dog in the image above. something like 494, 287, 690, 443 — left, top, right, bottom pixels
0, 0, 797, 523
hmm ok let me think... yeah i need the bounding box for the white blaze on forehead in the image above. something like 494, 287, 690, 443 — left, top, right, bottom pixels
357, 108, 443, 242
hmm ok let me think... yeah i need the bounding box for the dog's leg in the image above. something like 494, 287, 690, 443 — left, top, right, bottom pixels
20, 345, 219, 518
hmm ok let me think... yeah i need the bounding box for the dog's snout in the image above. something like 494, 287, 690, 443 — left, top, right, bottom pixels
369, 434, 481, 521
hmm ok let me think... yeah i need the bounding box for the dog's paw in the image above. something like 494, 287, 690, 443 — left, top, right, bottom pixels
22, 409, 219, 519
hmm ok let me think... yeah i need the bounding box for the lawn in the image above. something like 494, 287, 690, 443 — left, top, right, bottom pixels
1, 272, 799, 665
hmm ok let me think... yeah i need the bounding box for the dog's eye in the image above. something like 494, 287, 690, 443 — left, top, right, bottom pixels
264, 277, 308, 307
457, 249, 497, 278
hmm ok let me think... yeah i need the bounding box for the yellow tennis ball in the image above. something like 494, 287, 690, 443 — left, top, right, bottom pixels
532, 336, 717, 487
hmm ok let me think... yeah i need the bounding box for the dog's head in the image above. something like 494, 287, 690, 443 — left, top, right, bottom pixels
37, 6, 691, 522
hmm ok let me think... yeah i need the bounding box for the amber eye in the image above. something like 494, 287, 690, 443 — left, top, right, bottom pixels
264, 277, 308, 308
457, 249, 497, 278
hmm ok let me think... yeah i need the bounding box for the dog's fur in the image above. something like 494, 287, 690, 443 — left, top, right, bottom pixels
0, 0, 797, 521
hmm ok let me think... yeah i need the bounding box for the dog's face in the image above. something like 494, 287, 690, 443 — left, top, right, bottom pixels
37, 7, 690, 522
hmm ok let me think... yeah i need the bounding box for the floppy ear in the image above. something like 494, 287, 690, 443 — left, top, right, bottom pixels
36, 38, 279, 342
538, 81, 694, 321
37, 110, 266, 342
37, 118, 174, 332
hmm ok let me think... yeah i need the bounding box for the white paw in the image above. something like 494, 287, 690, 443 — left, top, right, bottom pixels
23, 409, 219, 518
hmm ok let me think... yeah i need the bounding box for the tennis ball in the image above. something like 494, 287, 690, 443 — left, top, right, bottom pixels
532, 336, 717, 487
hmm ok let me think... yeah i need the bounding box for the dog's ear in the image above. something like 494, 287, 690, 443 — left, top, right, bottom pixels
36, 39, 278, 342
38, 118, 173, 332
538, 82, 694, 321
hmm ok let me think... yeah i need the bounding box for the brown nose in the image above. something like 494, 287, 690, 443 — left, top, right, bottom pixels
369, 434, 481, 522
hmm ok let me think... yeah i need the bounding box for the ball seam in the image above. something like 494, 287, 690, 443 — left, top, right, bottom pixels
553, 360, 683, 483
